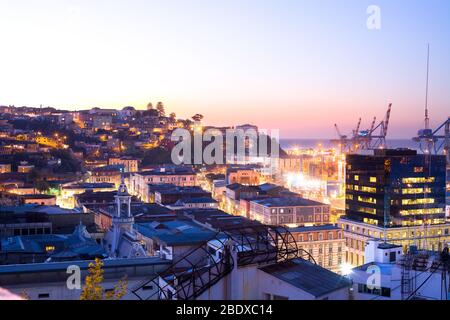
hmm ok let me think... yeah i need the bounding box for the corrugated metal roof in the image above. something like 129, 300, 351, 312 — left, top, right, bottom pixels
259, 258, 350, 297
0, 257, 170, 275
136, 221, 216, 246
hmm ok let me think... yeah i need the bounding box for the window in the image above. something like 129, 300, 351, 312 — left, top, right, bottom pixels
361, 186, 377, 193
38, 293, 50, 299
402, 177, 435, 184
358, 207, 376, 215
45, 245, 56, 252
358, 284, 391, 297
370, 177, 377, 183
402, 188, 431, 194
358, 196, 376, 204
354, 175, 359, 181
402, 198, 435, 205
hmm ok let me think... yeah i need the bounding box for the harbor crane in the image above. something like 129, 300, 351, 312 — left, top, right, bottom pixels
331, 103, 393, 154
412, 44, 450, 163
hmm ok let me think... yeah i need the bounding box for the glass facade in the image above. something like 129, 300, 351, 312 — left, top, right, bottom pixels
345, 149, 446, 227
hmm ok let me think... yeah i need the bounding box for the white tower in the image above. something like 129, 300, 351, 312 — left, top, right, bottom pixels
115, 177, 132, 219
108, 176, 134, 256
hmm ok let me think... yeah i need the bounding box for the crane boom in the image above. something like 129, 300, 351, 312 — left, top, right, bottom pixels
354, 118, 362, 138
369, 117, 377, 137
383, 103, 392, 137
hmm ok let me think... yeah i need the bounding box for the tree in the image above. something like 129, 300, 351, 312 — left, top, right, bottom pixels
169, 112, 176, 120
34, 180, 50, 193
80, 258, 128, 300
191, 114, 204, 122
146, 102, 153, 110
156, 102, 165, 117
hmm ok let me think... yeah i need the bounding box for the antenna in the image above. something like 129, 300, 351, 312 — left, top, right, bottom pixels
424, 43, 430, 130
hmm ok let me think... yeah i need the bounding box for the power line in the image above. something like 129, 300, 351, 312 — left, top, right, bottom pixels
406, 261, 442, 300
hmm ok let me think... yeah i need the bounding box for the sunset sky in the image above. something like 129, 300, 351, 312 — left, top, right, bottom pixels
0, 0, 449, 138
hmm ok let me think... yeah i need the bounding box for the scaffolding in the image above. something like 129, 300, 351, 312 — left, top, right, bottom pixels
399, 248, 450, 300
131, 224, 314, 300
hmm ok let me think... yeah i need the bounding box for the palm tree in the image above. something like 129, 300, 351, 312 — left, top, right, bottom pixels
156, 102, 165, 117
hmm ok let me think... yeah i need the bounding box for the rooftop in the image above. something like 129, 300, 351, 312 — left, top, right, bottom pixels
378, 243, 402, 250
91, 164, 124, 172
139, 168, 195, 176
155, 186, 208, 195
287, 224, 341, 233
0, 256, 169, 275
175, 197, 217, 204
251, 197, 326, 207
353, 262, 394, 276
226, 183, 260, 192
136, 220, 216, 246
19, 194, 56, 200
0, 225, 106, 260
260, 258, 351, 297
183, 209, 262, 230
0, 204, 80, 215
62, 182, 115, 189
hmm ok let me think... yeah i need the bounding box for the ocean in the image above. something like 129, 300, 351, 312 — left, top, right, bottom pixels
280, 139, 420, 151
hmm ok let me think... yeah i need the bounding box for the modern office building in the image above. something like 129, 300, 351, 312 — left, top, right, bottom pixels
345, 149, 446, 227
341, 149, 450, 266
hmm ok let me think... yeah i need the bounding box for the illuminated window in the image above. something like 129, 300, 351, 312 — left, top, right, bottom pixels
45, 245, 56, 252
361, 186, 377, 193
402, 177, 435, 184
358, 207, 376, 215
357, 196, 376, 204
402, 198, 435, 205
400, 208, 442, 216
363, 218, 378, 226
414, 167, 424, 173
370, 177, 377, 183
402, 188, 431, 194
354, 175, 359, 181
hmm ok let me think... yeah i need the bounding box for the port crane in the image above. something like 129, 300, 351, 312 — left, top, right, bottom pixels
412, 44, 450, 162
411, 44, 450, 253
331, 103, 393, 154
